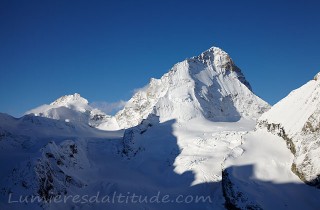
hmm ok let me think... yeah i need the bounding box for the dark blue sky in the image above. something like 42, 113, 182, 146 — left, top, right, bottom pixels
1, 0, 319, 116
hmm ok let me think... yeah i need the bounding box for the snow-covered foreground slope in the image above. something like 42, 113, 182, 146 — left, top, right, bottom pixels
0, 112, 256, 210
258, 73, 320, 187
2, 112, 319, 210
223, 130, 319, 210
0, 113, 123, 210
115, 47, 269, 129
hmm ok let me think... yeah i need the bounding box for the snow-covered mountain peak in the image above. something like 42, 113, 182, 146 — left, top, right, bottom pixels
24, 46, 270, 130
27, 93, 91, 116
190, 47, 236, 70
50, 93, 88, 107
115, 46, 269, 128
195, 46, 230, 63
188, 46, 252, 90
190, 46, 235, 70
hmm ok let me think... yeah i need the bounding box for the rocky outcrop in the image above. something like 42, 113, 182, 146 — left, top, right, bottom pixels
258, 117, 320, 188
257, 120, 296, 155
222, 168, 263, 210
35, 140, 89, 200
121, 115, 158, 158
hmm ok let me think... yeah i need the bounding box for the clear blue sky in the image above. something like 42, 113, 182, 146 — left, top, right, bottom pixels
1, 0, 319, 117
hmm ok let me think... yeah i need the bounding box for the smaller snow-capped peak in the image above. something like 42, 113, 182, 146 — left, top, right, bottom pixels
50, 93, 89, 110
27, 93, 90, 115
26, 94, 120, 130
51, 93, 88, 104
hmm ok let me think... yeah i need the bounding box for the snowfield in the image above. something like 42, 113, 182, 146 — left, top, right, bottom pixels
0, 113, 256, 210
0, 46, 319, 210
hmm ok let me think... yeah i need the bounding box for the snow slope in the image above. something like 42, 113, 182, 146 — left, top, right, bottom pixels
258, 72, 320, 187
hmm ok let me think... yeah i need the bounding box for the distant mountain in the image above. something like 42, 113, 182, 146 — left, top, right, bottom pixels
26, 93, 120, 130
